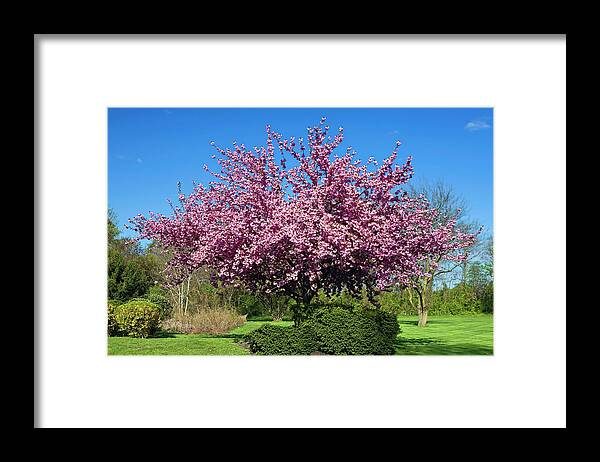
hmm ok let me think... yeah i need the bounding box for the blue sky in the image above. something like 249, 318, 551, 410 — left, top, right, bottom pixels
108, 108, 493, 239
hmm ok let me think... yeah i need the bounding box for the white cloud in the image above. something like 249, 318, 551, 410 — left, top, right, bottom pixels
136, 157, 143, 164
465, 120, 491, 131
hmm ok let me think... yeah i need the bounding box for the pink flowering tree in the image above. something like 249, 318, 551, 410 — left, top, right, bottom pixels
129, 118, 478, 326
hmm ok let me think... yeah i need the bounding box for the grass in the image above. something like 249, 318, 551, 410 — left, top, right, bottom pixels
107, 315, 492, 356
395, 315, 493, 355
107, 320, 291, 356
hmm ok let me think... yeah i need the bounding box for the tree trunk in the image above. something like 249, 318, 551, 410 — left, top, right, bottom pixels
426, 276, 434, 305
416, 287, 428, 327
418, 307, 428, 327
291, 302, 302, 327
366, 284, 381, 309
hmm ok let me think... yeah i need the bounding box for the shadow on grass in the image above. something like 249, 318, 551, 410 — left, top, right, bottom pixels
395, 337, 492, 355
152, 330, 177, 338
247, 316, 294, 322
147, 330, 251, 340
445, 344, 493, 355
398, 319, 448, 327
215, 332, 248, 340
395, 337, 441, 346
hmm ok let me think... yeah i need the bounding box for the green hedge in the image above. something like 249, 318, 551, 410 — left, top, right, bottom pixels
244, 323, 319, 355
244, 307, 400, 355
307, 307, 399, 355
113, 300, 161, 338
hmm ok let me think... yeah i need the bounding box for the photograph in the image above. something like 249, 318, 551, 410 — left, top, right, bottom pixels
107, 107, 494, 356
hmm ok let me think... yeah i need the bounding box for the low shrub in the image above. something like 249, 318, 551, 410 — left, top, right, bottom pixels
307, 307, 399, 355
161, 309, 246, 335
113, 300, 161, 338
245, 306, 400, 355
244, 324, 319, 355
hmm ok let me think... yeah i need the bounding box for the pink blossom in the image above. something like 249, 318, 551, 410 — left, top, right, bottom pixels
129, 119, 478, 312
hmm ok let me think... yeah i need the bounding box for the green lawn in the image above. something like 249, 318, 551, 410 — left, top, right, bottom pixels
395, 315, 493, 355
107, 315, 492, 356
107, 320, 291, 356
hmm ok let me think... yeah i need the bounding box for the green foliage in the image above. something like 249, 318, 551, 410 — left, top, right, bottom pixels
236, 294, 266, 317
113, 300, 161, 338
244, 323, 319, 355
108, 209, 120, 242
145, 284, 167, 297
107, 210, 162, 302
107, 300, 120, 337
132, 293, 173, 320
479, 283, 494, 313
306, 307, 399, 355
231, 290, 273, 318
434, 285, 482, 314
376, 282, 494, 316
255, 292, 291, 321
146, 293, 173, 319
108, 249, 157, 301
465, 262, 493, 313
314, 289, 364, 311
245, 306, 399, 355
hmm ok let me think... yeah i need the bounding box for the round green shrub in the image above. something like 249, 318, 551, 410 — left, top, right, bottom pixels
129, 295, 172, 320
245, 324, 319, 355
114, 300, 161, 338
244, 307, 400, 355
306, 307, 399, 355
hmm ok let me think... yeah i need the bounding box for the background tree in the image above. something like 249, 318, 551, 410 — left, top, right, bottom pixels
473, 236, 494, 312
108, 209, 161, 302
108, 208, 120, 242
405, 180, 483, 326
